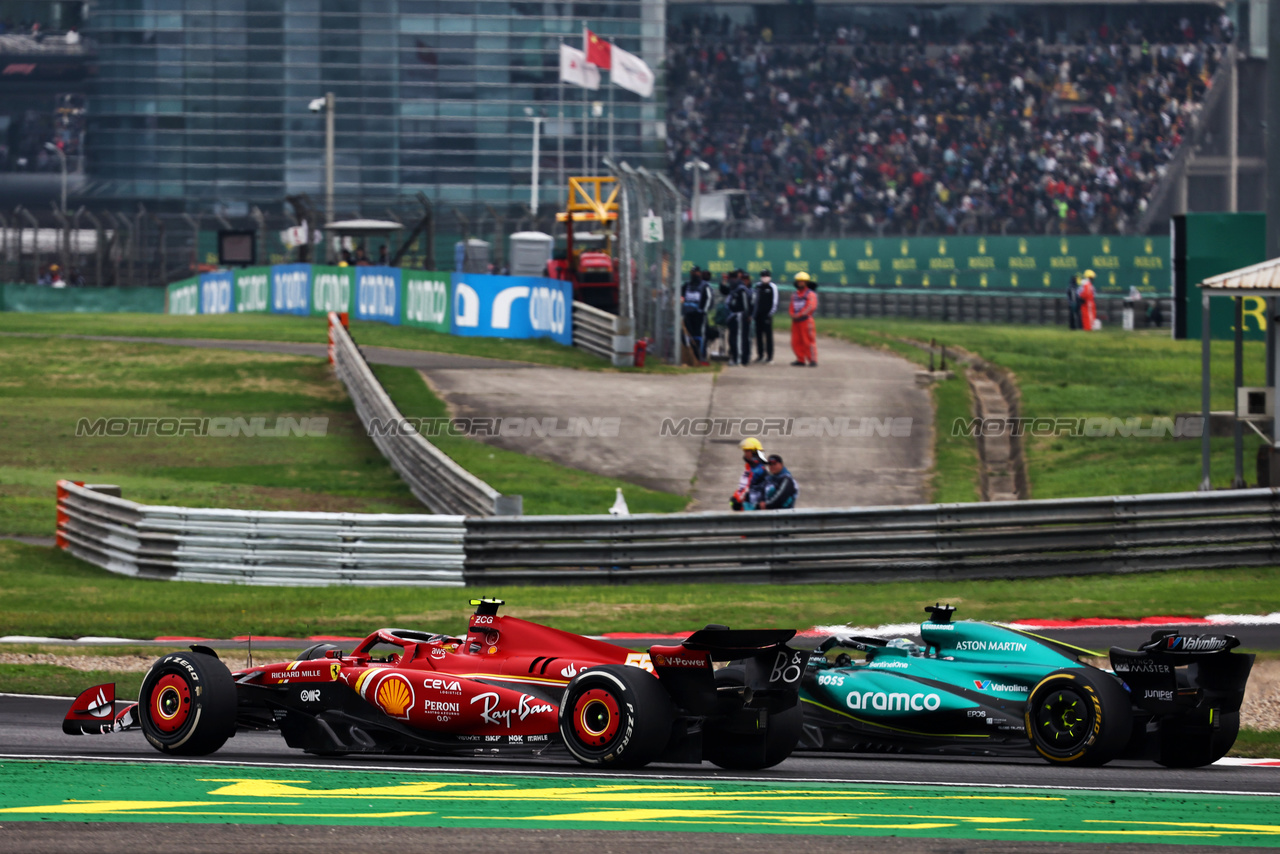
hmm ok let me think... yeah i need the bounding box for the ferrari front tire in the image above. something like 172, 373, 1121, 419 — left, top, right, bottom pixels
1025, 668, 1132, 767
559, 665, 673, 768
137, 651, 237, 756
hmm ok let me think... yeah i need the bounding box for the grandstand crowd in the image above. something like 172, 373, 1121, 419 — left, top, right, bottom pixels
667, 13, 1234, 236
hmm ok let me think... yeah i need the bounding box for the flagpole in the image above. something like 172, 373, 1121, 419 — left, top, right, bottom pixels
608, 69, 614, 160
582, 23, 590, 175
557, 39, 565, 207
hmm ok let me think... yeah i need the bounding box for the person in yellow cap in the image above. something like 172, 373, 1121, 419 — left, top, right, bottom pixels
1079, 269, 1098, 331
731, 437, 768, 511
789, 272, 819, 366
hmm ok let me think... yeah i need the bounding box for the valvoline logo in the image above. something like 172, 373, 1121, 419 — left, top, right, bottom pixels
974, 679, 1029, 693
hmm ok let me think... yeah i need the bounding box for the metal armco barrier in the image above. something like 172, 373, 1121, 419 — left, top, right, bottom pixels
55, 481, 1280, 588
327, 312, 521, 516
572, 300, 634, 367
464, 489, 1280, 584
56, 480, 466, 586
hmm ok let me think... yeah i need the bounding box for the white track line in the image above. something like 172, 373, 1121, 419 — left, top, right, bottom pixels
0, 752, 1274, 794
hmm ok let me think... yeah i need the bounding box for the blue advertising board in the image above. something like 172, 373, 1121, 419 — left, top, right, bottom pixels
355, 266, 401, 325
271, 264, 311, 316
451, 274, 572, 345
198, 270, 234, 314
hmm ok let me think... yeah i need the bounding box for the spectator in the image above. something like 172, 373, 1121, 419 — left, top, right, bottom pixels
378, 244, 388, 265
1080, 268, 1099, 330
758, 454, 799, 510
666, 21, 1227, 236
355, 247, 370, 266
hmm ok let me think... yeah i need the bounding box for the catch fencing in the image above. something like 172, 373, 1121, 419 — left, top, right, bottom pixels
55, 480, 466, 586
327, 312, 521, 516
55, 482, 1280, 587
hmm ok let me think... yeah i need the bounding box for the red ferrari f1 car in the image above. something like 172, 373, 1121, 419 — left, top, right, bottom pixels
64, 599, 808, 770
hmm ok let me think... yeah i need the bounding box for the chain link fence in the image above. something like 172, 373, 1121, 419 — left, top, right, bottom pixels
606, 158, 686, 365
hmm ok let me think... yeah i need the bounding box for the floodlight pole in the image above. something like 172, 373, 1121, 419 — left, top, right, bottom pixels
324, 92, 335, 261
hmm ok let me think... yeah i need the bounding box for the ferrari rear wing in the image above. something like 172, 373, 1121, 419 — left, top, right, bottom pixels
647, 625, 810, 715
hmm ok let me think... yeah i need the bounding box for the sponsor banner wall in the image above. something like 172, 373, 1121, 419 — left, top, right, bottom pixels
354, 266, 401, 325
234, 267, 270, 313
0, 284, 165, 314
271, 264, 311, 315
682, 236, 1169, 296
166, 278, 199, 315
451, 273, 571, 345
402, 270, 451, 332
311, 265, 353, 316
199, 271, 234, 314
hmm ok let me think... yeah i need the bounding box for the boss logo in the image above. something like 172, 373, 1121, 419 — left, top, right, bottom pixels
816, 673, 845, 687
299, 689, 322, 703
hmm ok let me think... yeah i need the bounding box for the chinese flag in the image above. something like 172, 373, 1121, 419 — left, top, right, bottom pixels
584, 27, 611, 70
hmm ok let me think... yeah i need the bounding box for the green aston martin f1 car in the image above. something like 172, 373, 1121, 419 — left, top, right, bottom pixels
799, 604, 1254, 767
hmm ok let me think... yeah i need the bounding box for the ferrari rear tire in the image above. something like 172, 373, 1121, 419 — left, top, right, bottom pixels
1025, 668, 1132, 767
704, 666, 803, 770
137, 651, 237, 756
1155, 711, 1240, 768
559, 665, 673, 768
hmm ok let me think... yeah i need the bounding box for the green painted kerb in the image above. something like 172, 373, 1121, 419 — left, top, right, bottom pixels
0, 760, 1277, 846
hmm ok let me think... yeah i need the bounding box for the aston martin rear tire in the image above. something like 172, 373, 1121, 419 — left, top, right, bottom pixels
559, 665, 674, 768
137, 651, 237, 756
1155, 711, 1239, 768
1025, 668, 1132, 767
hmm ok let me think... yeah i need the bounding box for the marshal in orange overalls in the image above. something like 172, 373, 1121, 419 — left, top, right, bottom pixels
789, 276, 819, 365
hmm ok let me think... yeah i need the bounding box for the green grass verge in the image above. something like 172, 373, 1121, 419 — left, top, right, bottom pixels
371, 364, 689, 515
6, 540, 1280, 639
0, 312, 705, 373
0, 664, 145, 700
1225, 727, 1280, 758
0, 334, 421, 536
820, 319, 1265, 498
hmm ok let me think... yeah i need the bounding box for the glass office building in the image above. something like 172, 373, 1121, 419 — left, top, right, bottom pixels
84, 0, 665, 213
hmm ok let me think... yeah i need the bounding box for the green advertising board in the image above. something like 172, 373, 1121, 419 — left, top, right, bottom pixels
310, 265, 353, 315
233, 267, 270, 313
1177, 213, 1268, 342
402, 270, 451, 332
0, 284, 165, 313
166, 277, 199, 315
682, 235, 1168, 296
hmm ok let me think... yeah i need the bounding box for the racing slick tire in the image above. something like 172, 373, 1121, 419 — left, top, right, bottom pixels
1155, 711, 1240, 768
703, 666, 803, 770
137, 651, 237, 756
559, 664, 673, 768
1026, 668, 1132, 767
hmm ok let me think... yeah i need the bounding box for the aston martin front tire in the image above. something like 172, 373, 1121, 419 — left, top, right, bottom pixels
1025, 668, 1132, 767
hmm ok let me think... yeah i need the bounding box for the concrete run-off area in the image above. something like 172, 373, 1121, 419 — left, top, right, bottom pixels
424, 335, 932, 510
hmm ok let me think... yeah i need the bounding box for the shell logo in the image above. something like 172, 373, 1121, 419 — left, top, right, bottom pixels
374, 674, 415, 720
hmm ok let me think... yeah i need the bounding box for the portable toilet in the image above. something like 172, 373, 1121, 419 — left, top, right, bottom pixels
454, 238, 491, 274
509, 232, 554, 277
